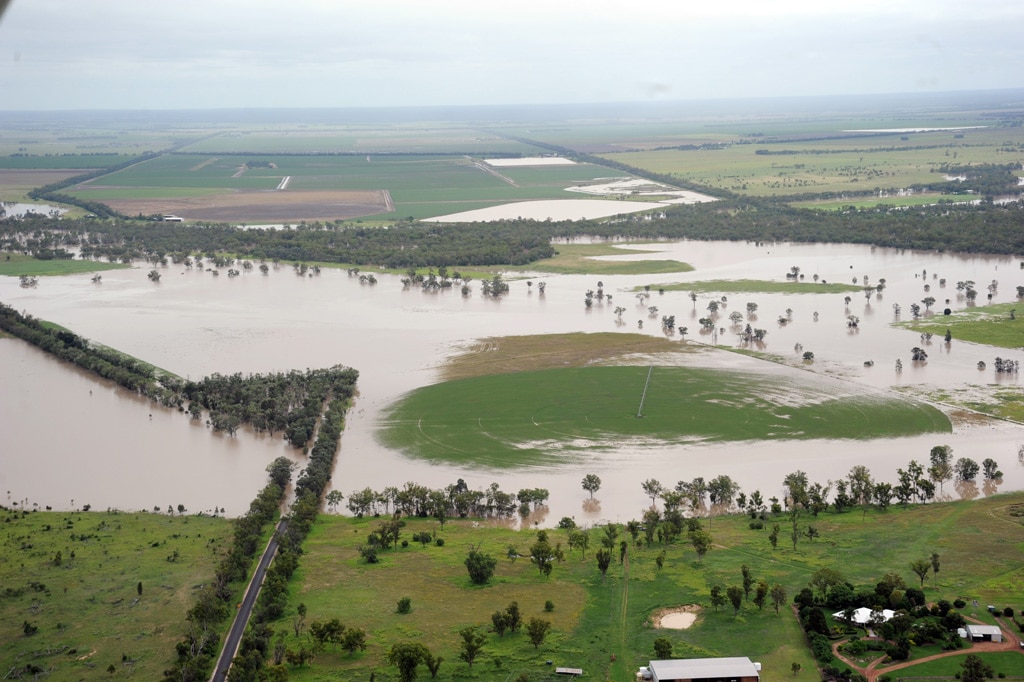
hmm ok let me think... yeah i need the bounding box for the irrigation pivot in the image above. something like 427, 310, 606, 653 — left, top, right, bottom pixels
636, 366, 654, 418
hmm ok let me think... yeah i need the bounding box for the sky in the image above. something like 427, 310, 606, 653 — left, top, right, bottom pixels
0, 0, 1022, 110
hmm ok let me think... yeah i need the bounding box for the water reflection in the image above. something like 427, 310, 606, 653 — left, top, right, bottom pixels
0, 238, 1022, 524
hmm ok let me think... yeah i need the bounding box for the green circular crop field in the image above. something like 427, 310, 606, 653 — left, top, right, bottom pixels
378, 366, 950, 467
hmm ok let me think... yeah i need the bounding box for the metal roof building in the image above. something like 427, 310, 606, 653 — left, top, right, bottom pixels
965, 624, 1003, 642
647, 657, 761, 682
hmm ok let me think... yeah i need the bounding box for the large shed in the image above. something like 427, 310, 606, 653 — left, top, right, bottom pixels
964, 624, 1003, 642
645, 657, 761, 682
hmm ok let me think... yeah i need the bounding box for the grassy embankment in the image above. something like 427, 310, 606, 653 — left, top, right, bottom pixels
0, 253, 128, 277
0, 509, 234, 680
275, 492, 1024, 682
633, 279, 863, 294
602, 124, 1019, 199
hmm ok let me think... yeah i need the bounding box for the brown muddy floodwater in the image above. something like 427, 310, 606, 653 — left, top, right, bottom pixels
1, 239, 1022, 524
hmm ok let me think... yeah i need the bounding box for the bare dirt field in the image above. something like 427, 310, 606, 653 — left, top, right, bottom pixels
104, 189, 392, 222
0, 169, 88, 190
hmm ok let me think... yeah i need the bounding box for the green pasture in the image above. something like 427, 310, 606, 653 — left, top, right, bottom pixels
636, 279, 863, 294
508, 242, 693, 276
603, 125, 1023, 198
0, 509, 234, 681
899, 302, 1023, 350
378, 365, 949, 467
887, 651, 1024, 678
0, 154, 130, 170
0, 127, 178, 157
0, 253, 129, 277
278, 493, 1024, 682
791, 194, 971, 210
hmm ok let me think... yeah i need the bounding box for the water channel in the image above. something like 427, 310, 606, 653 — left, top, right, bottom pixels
1, 239, 1021, 524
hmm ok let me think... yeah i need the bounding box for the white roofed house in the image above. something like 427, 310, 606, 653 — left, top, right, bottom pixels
639, 657, 761, 682
832, 607, 895, 626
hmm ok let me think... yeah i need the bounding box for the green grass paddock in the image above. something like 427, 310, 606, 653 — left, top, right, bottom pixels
0, 253, 129, 277
379, 365, 950, 467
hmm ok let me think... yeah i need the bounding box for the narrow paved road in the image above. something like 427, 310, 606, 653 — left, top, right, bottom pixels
210, 518, 288, 682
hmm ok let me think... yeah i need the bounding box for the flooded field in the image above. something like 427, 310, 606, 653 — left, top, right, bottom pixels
1, 239, 1022, 523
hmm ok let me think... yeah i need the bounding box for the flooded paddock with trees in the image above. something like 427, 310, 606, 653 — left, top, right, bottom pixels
1, 238, 1021, 523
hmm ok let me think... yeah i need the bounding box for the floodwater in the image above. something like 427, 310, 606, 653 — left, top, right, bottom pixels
1, 239, 1022, 524
0, 202, 67, 218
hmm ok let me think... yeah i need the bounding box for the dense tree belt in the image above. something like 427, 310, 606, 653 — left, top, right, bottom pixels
26, 151, 163, 219
166, 466, 292, 682
0, 302, 358, 447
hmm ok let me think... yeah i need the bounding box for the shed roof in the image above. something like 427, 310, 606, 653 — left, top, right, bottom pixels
650, 657, 759, 681
965, 624, 1002, 636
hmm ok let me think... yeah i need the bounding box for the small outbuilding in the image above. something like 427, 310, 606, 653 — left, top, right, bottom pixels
964, 624, 1003, 643
643, 657, 761, 682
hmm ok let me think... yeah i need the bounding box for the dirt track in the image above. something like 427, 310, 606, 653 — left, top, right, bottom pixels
830, 614, 1024, 682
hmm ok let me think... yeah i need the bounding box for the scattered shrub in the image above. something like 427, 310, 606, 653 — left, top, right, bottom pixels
396, 597, 411, 614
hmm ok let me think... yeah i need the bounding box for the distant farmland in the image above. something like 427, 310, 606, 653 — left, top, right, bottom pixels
65, 152, 643, 222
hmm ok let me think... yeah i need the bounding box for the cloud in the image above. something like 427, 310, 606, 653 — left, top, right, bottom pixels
0, 0, 1021, 109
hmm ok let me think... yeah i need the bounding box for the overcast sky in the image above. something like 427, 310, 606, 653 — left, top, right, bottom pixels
0, 0, 1021, 110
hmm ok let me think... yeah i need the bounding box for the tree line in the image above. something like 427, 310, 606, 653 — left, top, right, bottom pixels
0, 302, 358, 450
164, 459, 292, 681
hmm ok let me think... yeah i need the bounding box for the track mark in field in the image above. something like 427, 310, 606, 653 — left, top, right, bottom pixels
275, 176, 291, 191
189, 157, 218, 171
381, 190, 395, 212
232, 165, 247, 178
476, 418, 509, 446
416, 418, 468, 454
617, 551, 631, 666
469, 158, 518, 186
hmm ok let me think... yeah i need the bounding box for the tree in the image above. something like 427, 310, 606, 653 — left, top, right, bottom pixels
710, 585, 727, 611
642, 479, 664, 506
526, 618, 551, 649
530, 531, 554, 577
465, 548, 497, 585
791, 663, 802, 676
310, 618, 345, 650
341, 627, 367, 655
910, 558, 931, 588
928, 445, 953, 492
955, 457, 980, 482
783, 470, 809, 508
961, 654, 995, 682
690, 529, 713, 561
930, 552, 941, 577
741, 565, 755, 601
388, 642, 430, 682
770, 584, 787, 614
504, 601, 522, 633
596, 548, 612, 577
754, 580, 769, 611
325, 490, 344, 513
423, 650, 443, 679
457, 626, 486, 668
727, 586, 743, 615
654, 637, 673, 659
582, 474, 602, 499
810, 567, 844, 600
982, 458, 1002, 480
